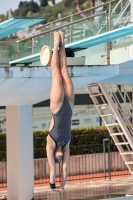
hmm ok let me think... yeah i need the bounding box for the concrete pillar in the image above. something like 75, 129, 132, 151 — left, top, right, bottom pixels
6, 105, 34, 200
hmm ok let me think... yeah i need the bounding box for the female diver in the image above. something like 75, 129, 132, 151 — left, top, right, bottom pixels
46, 31, 74, 191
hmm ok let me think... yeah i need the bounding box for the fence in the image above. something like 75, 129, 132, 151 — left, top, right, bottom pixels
0, 135, 131, 188
34, 143, 130, 185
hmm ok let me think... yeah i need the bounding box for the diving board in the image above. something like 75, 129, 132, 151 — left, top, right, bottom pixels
65, 24, 133, 50
0, 17, 45, 39
9, 24, 133, 65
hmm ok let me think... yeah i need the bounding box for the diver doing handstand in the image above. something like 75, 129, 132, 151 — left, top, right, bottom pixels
41, 31, 74, 191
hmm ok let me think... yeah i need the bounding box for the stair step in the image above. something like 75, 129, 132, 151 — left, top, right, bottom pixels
110, 132, 124, 136
106, 123, 119, 127
125, 161, 133, 165
115, 142, 129, 145
100, 113, 113, 117
90, 93, 103, 97
88, 83, 98, 87
96, 103, 108, 107
121, 151, 133, 155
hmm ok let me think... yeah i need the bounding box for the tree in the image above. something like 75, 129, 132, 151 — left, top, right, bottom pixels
39, 0, 48, 7
14, 0, 40, 17
63, 0, 74, 8
19, 1, 24, 7
29, 0, 40, 13
90, 0, 95, 14
102, 0, 110, 2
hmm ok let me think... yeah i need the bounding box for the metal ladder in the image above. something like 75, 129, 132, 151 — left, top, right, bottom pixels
86, 83, 133, 174
112, 0, 131, 28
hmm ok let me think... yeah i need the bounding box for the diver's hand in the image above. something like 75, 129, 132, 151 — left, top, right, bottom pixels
56, 186, 64, 191
52, 188, 60, 192
52, 186, 64, 192
59, 187, 64, 191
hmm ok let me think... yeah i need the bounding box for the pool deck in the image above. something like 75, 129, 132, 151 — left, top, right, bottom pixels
0, 175, 133, 199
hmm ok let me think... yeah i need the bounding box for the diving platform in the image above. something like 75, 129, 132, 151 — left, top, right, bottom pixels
9, 24, 133, 65
1, 59, 133, 106
0, 17, 45, 39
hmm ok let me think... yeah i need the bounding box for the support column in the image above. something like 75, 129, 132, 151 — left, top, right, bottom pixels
6, 105, 34, 200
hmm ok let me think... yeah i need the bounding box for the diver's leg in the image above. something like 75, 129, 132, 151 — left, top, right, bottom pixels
50, 32, 64, 115
59, 31, 74, 109
47, 32, 64, 188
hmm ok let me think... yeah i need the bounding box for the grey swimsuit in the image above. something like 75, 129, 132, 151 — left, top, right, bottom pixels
49, 96, 72, 147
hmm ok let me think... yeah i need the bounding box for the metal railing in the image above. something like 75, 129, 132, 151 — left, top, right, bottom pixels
17, 11, 108, 43
34, 0, 119, 32
0, 0, 131, 65
113, 0, 131, 28
17, 0, 122, 43
34, 143, 129, 184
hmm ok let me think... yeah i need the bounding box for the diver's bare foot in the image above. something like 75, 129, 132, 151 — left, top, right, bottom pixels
59, 31, 65, 46
54, 32, 60, 50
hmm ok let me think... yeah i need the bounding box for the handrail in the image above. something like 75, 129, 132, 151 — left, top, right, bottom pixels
18, 0, 121, 43
35, 0, 120, 31
97, 0, 130, 34
112, 0, 123, 13
113, 0, 131, 26
17, 11, 107, 43
0, 41, 16, 43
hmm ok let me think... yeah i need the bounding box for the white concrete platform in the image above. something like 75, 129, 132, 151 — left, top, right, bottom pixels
1, 59, 133, 106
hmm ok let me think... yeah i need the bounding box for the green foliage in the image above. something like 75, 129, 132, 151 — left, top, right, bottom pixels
0, 126, 116, 160
71, 126, 111, 145
40, 3, 64, 23
7, 0, 92, 23
0, 132, 6, 151
33, 130, 47, 150
0, 126, 114, 151
1, 0, 125, 24
39, 0, 48, 7
0, 14, 6, 22
13, 0, 40, 17
33, 126, 113, 149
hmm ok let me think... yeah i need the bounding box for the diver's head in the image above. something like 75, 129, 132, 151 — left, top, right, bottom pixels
54, 146, 63, 164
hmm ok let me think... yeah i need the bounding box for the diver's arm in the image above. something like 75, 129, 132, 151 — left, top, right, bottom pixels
61, 145, 70, 190
46, 145, 56, 184
46, 136, 56, 189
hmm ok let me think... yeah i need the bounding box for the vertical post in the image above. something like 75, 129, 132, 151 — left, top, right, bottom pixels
99, 115, 102, 126
32, 38, 35, 54
69, 16, 73, 43
108, 136, 111, 180
6, 105, 34, 200
106, 2, 111, 65
103, 138, 107, 179
103, 138, 111, 180
50, 23, 53, 48
121, 0, 123, 11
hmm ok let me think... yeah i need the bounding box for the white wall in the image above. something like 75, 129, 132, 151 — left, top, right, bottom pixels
110, 44, 133, 64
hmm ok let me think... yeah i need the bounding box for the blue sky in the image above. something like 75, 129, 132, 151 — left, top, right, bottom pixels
0, 0, 61, 15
